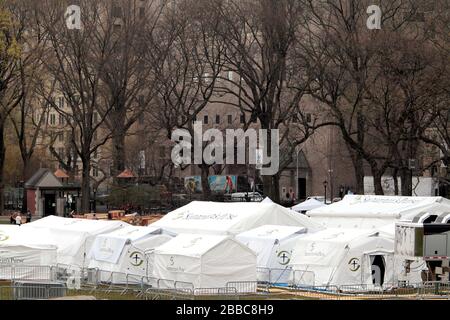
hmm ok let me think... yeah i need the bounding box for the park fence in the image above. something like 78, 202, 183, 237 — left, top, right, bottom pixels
1, 264, 450, 300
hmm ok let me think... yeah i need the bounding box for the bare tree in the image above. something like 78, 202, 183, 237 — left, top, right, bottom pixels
6, 0, 53, 212
0, 1, 25, 214
204, 0, 325, 202
303, 0, 436, 195
98, 0, 164, 182
147, 1, 227, 198
39, 1, 120, 212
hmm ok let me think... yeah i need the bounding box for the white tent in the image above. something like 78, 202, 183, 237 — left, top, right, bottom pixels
22, 216, 128, 267
152, 233, 257, 292
151, 201, 323, 236
292, 198, 326, 213
236, 225, 307, 284
0, 225, 57, 280
88, 226, 173, 283
289, 228, 423, 288
261, 197, 274, 203
307, 195, 450, 229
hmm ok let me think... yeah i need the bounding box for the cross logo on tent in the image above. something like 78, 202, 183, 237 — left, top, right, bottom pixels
0, 232, 8, 242
129, 251, 144, 267
348, 258, 360, 272
277, 251, 291, 265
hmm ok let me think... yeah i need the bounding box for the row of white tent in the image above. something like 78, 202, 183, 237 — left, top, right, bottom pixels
1, 196, 450, 291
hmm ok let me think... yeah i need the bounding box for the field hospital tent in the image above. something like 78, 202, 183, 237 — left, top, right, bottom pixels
261, 197, 274, 203
0, 225, 57, 280
151, 201, 323, 236
307, 195, 450, 229
236, 225, 307, 284
88, 226, 173, 283
22, 216, 128, 267
152, 234, 257, 292
289, 228, 423, 288
292, 198, 326, 213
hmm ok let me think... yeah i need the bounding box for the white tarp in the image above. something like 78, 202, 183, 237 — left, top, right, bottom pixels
22, 216, 128, 267
0, 225, 57, 280
88, 226, 173, 282
261, 197, 274, 203
307, 195, 450, 229
151, 201, 323, 235
152, 233, 257, 291
289, 228, 424, 287
292, 199, 326, 213
236, 225, 307, 284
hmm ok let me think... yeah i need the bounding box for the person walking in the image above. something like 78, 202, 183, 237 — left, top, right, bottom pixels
10, 213, 16, 224
26, 210, 32, 223
15, 213, 22, 226
290, 190, 296, 205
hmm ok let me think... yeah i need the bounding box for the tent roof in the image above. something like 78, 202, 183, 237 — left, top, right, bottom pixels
0, 225, 56, 250
236, 225, 306, 241
25, 168, 63, 188
308, 195, 450, 219
54, 169, 69, 179
292, 198, 326, 212
117, 169, 136, 178
154, 233, 233, 257
294, 228, 379, 244
95, 226, 162, 242
151, 201, 323, 235
261, 197, 274, 203
23, 215, 128, 234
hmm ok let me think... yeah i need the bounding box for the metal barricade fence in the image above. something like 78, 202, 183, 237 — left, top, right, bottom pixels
226, 281, 258, 294
174, 281, 194, 290
256, 267, 293, 286
80, 268, 99, 288
0, 264, 13, 280
193, 287, 238, 298
97, 269, 114, 286
144, 288, 194, 300
0, 265, 54, 282
291, 285, 341, 300
256, 267, 271, 284
291, 269, 315, 288
336, 284, 384, 300
142, 276, 158, 289
12, 283, 67, 300
4, 263, 450, 300
12, 265, 53, 281
54, 264, 82, 283
420, 281, 450, 298
157, 278, 176, 289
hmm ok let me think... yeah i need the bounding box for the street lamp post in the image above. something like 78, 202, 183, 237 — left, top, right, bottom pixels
323, 180, 328, 204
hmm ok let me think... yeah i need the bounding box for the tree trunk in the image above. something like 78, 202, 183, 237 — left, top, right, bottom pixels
260, 118, 277, 201
352, 152, 365, 194
0, 121, 5, 215
81, 158, 91, 213
263, 175, 275, 201
372, 170, 384, 195
393, 168, 399, 196
271, 174, 280, 203
112, 132, 126, 182
354, 162, 365, 195
200, 164, 211, 200
21, 157, 30, 213
400, 168, 412, 196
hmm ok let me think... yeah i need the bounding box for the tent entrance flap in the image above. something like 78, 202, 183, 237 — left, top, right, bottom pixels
370, 255, 386, 286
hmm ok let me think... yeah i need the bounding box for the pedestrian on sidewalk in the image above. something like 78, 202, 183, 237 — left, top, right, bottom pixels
15, 213, 22, 226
